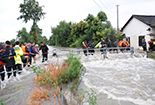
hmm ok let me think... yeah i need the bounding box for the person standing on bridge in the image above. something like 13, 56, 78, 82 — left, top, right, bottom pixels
101, 39, 107, 58
39, 42, 49, 62
82, 40, 88, 56
107, 40, 112, 53
142, 39, 147, 51
113, 41, 118, 53
88, 41, 93, 55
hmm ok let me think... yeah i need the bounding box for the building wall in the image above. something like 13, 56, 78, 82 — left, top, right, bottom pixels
122, 18, 151, 50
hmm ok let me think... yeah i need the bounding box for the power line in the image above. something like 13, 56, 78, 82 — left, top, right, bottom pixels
93, 0, 113, 18
93, 0, 103, 11
99, 0, 114, 14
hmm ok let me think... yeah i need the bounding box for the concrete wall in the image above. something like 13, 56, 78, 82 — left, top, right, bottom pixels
122, 17, 151, 50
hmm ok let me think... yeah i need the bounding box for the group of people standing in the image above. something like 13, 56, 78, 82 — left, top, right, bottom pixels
0, 41, 49, 81
82, 38, 119, 56
82, 40, 95, 56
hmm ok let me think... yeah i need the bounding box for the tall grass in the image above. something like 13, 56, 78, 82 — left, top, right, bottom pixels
27, 56, 84, 105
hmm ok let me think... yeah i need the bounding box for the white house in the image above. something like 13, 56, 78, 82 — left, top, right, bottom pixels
121, 15, 155, 50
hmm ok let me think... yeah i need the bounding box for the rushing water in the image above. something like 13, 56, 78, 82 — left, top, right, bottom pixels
0, 46, 155, 105
79, 52, 155, 105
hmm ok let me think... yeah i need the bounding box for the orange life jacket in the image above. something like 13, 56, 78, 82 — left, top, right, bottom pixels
148, 40, 153, 44
22, 46, 29, 55
82, 42, 87, 48
125, 41, 130, 47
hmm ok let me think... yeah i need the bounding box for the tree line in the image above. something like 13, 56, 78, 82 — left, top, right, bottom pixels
49, 11, 123, 47
10, 0, 122, 47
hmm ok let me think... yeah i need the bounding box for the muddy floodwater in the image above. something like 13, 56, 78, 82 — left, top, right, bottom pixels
0, 46, 155, 105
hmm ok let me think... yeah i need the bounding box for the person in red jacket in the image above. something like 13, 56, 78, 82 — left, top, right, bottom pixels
0, 44, 7, 81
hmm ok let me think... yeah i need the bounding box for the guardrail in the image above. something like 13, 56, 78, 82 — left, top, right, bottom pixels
66, 47, 134, 55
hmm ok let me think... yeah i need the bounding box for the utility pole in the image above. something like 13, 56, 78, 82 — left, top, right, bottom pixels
116, 5, 119, 31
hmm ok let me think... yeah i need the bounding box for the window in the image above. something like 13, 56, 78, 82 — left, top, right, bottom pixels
139, 36, 145, 46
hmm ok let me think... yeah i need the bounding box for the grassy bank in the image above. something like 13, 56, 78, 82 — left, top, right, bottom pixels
27, 56, 85, 105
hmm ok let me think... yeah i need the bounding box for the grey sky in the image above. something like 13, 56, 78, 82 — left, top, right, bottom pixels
0, 0, 155, 42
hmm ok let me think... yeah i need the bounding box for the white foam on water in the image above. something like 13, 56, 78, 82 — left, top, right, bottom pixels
0, 66, 33, 90
81, 53, 155, 105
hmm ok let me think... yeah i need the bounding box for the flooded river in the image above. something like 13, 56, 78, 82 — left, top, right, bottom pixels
0, 46, 155, 105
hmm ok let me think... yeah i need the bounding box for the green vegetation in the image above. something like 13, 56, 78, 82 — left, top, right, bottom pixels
31, 55, 83, 86
30, 55, 97, 104
0, 99, 4, 105
149, 52, 155, 59
50, 11, 123, 47
17, 0, 46, 44
78, 88, 98, 105
62, 56, 83, 83
12, 26, 48, 45
9, 0, 121, 47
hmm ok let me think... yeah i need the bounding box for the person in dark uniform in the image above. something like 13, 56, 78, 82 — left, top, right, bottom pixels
142, 39, 147, 51
101, 39, 107, 58
0, 44, 7, 81
107, 40, 112, 53
5, 41, 16, 78
39, 42, 49, 62
88, 41, 92, 55
91, 41, 95, 55
113, 41, 118, 53
148, 39, 153, 51
121, 42, 126, 53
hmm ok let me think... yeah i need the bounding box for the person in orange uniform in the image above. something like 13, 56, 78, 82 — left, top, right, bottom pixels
21, 43, 30, 67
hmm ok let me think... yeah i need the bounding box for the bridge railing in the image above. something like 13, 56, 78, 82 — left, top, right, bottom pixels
65, 47, 134, 55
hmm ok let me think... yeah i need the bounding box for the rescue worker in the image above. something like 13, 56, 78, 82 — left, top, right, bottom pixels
121, 41, 126, 53
27, 43, 32, 65
14, 41, 23, 74
107, 40, 112, 53
88, 41, 93, 55
31, 43, 37, 63
101, 39, 107, 58
113, 41, 118, 53
21, 43, 30, 67
5, 41, 16, 78
0, 44, 7, 81
142, 39, 147, 51
39, 42, 49, 62
148, 39, 153, 51
82, 40, 88, 56
91, 41, 95, 55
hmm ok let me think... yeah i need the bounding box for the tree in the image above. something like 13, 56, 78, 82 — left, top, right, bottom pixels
17, 27, 31, 43
29, 23, 42, 43
17, 0, 46, 43
97, 11, 107, 22
67, 21, 87, 47
49, 11, 123, 47
51, 21, 72, 47
10, 39, 16, 44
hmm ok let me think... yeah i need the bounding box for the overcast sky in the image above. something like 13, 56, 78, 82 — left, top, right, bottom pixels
0, 0, 155, 42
